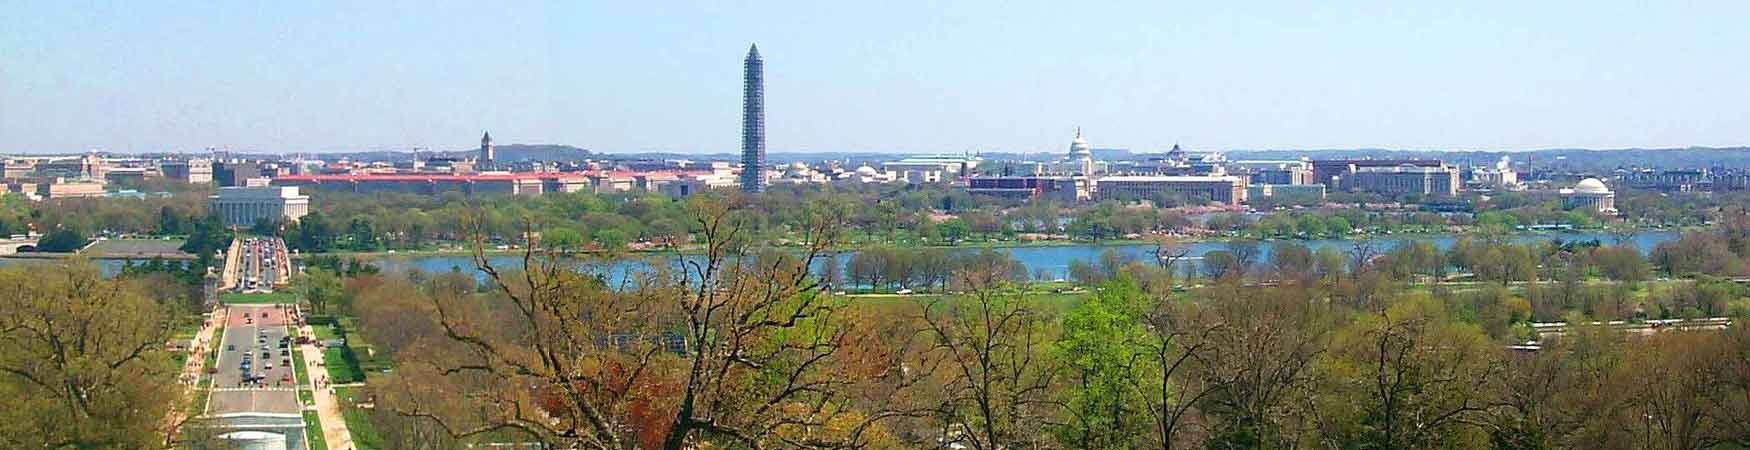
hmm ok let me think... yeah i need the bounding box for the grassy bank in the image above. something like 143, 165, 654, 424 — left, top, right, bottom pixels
219, 292, 298, 304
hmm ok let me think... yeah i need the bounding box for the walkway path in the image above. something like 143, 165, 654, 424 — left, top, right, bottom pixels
294, 306, 355, 450
164, 306, 225, 436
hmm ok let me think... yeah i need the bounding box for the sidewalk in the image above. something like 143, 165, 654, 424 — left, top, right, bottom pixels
294, 307, 355, 449
165, 306, 225, 433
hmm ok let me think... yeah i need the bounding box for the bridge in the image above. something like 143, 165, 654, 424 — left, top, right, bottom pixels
1508, 317, 1735, 351
0, 238, 38, 255
1530, 317, 1734, 337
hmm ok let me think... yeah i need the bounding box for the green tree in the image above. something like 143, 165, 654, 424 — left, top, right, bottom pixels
541, 227, 585, 250
35, 227, 88, 252
591, 227, 629, 251
295, 267, 345, 316
347, 217, 378, 251
1053, 277, 1150, 449
250, 217, 280, 236
295, 211, 335, 252
156, 205, 185, 235
1318, 296, 1498, 449
0, 260, 179, 450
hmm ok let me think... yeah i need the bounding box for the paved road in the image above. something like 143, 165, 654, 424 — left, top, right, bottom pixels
208, 304, 301, 416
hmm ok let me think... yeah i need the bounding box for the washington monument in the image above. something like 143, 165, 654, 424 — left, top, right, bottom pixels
739, 44, 766, 193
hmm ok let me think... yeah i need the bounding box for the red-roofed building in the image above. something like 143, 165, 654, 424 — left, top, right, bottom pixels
271, 173, 589, 196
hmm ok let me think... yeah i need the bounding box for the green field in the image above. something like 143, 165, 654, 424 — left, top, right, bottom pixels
292, 346, 310, 385
324, 347, 365, 383
303, 410, 328, 450
312, 323, 340, 341
333, 386, 383, 450
84, 238, 187, 256
219, 292, 299, 304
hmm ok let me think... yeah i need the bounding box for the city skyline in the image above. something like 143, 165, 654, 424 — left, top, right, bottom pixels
3, 1, 1748, 154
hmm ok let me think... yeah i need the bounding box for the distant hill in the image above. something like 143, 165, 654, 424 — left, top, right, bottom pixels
1221, 147, 1750, 171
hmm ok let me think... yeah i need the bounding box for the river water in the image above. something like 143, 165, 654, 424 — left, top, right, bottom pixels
367, 230, 1679, 283
0, 231, 1680, 282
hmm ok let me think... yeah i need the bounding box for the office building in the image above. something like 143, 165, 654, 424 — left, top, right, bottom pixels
1339, 164, 1460, 197
161, 159, 214, 184
1095, 175, 1246, 206
214, 161, 262, 187
1231, 160, 1313, 185
881, 155, 981, 179
41, 178, 107, 199
1311, 159, 1445, 187
2, 159, 36, 178
1247, 184, 1327, 203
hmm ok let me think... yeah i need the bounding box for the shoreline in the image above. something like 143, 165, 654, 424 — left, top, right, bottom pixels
0, 227, 1687, 263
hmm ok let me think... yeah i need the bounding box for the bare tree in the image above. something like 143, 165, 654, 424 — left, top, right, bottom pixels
1129, 299, 1226, 450
911, 265, 1059, 450
1154, 237, 1192, 288
1317, 299, 1499, 449
1192, 284, 1330, 450
384, 193, 888, 450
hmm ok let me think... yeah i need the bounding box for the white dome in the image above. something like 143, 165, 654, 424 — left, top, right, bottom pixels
788, 161, 809, 171
855, 165, 878, 176
1068, 129, 1092, 159
1574, 178, 1611, 194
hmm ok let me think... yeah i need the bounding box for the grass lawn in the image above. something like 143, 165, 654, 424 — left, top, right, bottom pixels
324, 346, 365, 383
84, 238, 186, 256
312, 323, 340, 341
170, 320, 204, 340
200, 327, 224, 385
342, 404, 384, 450
292, 346, 310, 385
303, 410, 328, 450
219, 291, 299, 304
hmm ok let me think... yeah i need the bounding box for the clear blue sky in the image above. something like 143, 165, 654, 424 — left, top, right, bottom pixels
3, 1, 1747, 154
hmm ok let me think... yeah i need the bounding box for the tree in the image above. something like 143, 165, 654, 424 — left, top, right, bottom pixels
250, 217, 281, 236
1318, 296, 1499, 449
1053, 277, 1150, 449
295, 267, 345, 316
35, 226, 89, 252
156, 205, 185, 235
0, 260, 179, 450
1270, 241, 1315, 281
910, 261, 1059, 450
347, 216, 379, 251
180, 214, 231, 257
1193, 284, 1330, 450
1226, 239, 1262, 278
377, 194, 891, 450
541, 227, 586, 251
295, 211, 335, 252
938, 218, 972, 242
1201, 251, 1241, 280
592, 227, 629, 251
1591, 245, 1649, 286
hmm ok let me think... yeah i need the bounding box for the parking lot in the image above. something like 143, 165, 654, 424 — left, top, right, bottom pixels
208, 304, 301, 416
